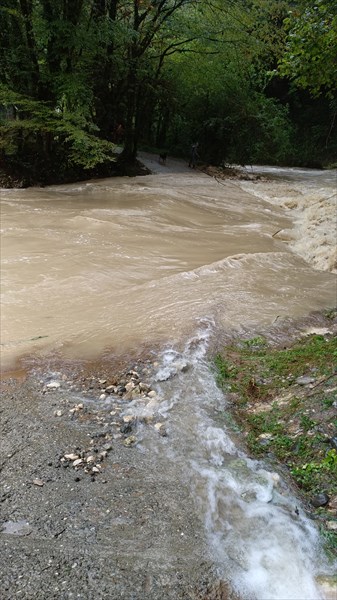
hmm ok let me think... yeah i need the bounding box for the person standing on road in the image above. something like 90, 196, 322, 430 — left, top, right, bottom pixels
188, 142, 199, 169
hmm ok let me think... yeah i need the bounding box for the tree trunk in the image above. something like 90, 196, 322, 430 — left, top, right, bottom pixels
19, 0, 40, 95
120, 61, 138, 162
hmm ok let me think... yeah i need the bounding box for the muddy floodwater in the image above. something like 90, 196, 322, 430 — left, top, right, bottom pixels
1, 155, 336, 369
0, 156, 336, 600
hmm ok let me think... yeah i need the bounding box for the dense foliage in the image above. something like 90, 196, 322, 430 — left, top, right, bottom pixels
0, 0, 336, 184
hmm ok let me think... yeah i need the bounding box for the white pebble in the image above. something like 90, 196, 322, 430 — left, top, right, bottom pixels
64, 453, 79, 461
46, 381, 61, 389
33, 479, 44, 487
123, 415, 135, 423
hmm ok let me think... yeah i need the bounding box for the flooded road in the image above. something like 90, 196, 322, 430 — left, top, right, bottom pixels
0, 156, 336, 599
1, 156, 336, 369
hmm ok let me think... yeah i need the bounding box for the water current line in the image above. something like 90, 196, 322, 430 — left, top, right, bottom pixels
144, 321, 333, 600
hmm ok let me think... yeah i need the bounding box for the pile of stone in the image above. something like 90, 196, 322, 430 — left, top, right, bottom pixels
39, 362, 168, 483
60, 447, 110, 481
88, 368, 158, 402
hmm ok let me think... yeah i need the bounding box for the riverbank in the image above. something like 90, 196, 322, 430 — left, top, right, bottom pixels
0, 156, 151, 189
1, 310, 336, 599
0, 149, 268, 189
213, 308, 337, 562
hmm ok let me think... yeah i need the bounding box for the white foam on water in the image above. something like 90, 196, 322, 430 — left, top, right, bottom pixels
147, 324, 335, 600
195, 430, 326, 600
237, 167, 337, 273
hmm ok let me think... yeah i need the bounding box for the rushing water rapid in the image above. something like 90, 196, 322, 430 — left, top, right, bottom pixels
1, 156, 336, 598
238, 165, 337, 274
134, 325, 330, 599
1, 157, 336, 369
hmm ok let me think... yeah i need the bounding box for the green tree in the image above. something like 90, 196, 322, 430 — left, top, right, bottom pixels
0, 0, 119, 181
1, 0, 336, 184
274, 0, 337, 165
278, 0, 337, 97
0, 0, 208, 177
158, 0, 294, 165
115, 0, 203, 162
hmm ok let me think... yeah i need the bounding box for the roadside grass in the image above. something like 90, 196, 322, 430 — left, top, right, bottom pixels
214, 331, 337, 557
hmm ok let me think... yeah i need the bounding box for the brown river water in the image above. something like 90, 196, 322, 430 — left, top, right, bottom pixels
0, 155, 336, 599
1, 155, 336, 370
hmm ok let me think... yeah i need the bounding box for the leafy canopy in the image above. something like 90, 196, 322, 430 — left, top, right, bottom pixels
278, 0, 337, 96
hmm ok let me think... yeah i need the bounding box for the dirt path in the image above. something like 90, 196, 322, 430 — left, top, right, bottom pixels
0, 360, 238, 600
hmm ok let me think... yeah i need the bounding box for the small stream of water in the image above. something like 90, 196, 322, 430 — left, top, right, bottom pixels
130, 324, 331, 599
